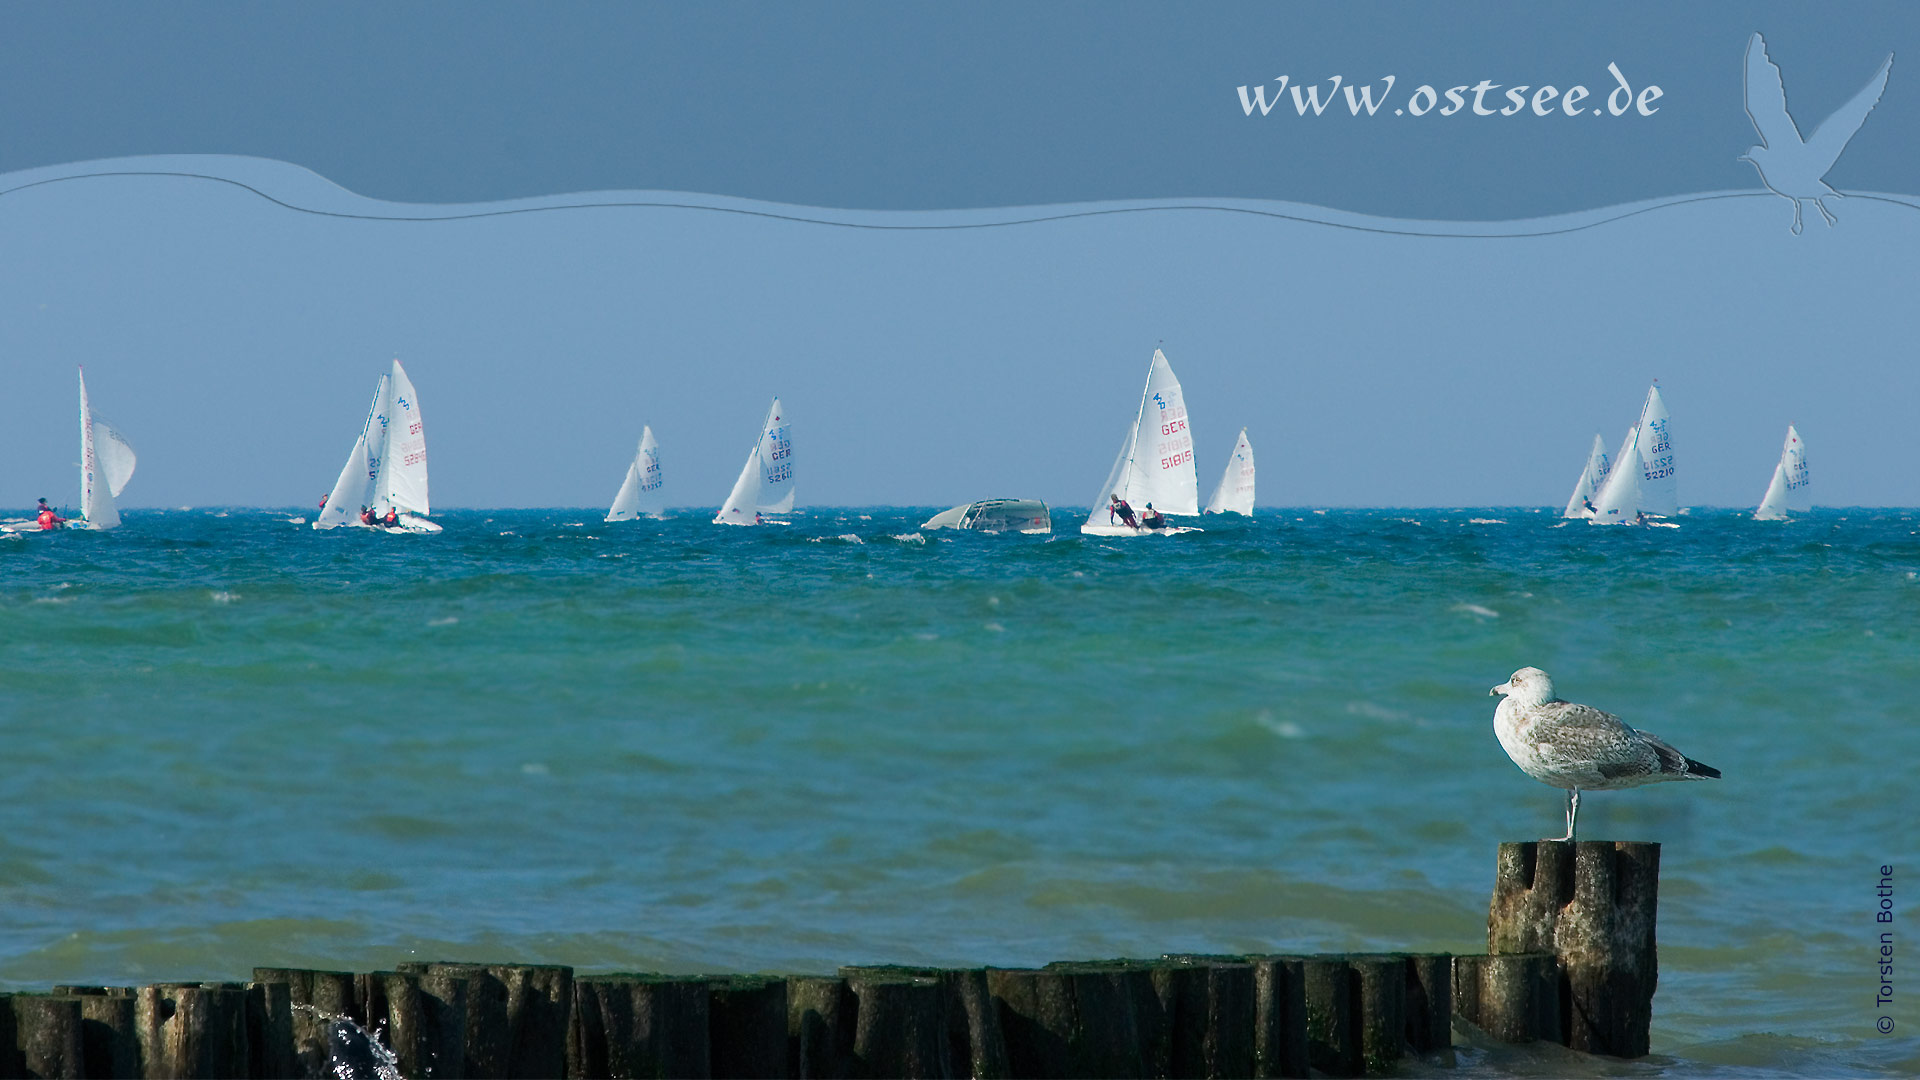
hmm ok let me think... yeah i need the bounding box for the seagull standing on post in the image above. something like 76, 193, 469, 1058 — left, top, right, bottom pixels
1741, 32, 1893, 234
1490, 667, 1720, 841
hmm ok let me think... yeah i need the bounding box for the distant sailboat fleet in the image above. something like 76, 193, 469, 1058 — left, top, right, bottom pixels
1560, 381, 1811, 527
11, 356, 1825, 531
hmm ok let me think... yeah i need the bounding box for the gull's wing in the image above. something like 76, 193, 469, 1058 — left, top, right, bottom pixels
1745, 32, 1803, 149
1522, 700, 1654, 776
1805, 52, 1894, 172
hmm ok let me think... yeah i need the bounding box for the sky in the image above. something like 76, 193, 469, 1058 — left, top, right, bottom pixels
1, 3, 1915, 508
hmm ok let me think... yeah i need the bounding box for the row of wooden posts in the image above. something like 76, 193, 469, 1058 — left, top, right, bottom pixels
0, 841, 1662, 1080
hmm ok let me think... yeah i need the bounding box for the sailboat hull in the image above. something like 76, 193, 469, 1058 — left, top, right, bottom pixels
1079, 524, 1203, 537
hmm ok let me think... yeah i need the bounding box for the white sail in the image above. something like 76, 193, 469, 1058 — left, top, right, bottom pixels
1754, 425, 1809, 520
1589, 425, 1642, 524
375, 360, 429, 516
1562, 433, 1611, 518
1635, 384, 1676, 515
1083, 349, 1199, 529
1204, 428, 1255, 515
93, 420, 136, 498
607, 425, 665, 522
78, 368, 119, 530
1589, 384, 1675, 524
314, 376, 387, 530
714, 398, 793, 525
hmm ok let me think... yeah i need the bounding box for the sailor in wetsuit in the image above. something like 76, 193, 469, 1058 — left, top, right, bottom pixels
1108, 494, 1140, 529
1139, 503, 1166, 530
35, 499, 66, 530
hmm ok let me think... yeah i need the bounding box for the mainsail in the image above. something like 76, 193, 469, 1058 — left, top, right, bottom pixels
714, 398, 793, 525
374, 360, 429, 516
1204, 428, 1255, 515
1562, 433, 1612, 518
607, 425, 665, 521
1083, 349, 1198, 529
78, 368, 135, 529
1754, 425, 1809, 520
1590, 383, 1675, 523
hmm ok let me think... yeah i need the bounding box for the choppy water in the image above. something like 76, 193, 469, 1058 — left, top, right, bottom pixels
1, 508, 1915, 1077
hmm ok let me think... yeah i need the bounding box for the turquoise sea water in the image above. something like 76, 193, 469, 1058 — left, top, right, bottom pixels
1, 508, 1915, 1077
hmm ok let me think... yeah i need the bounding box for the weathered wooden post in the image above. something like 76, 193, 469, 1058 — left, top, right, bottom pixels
51, 986, 138, 1080
570, 974, 711, 1080
1240, 956, 1307, 1080
988, 963, 1160, 1078
394, 962, 571, 1079
1488, 840, 1660, 1057
1401, 954, 1452, 1064
1, 993, 86, 1079
708, 975, 789, 1079
1152, 957, 1254, 1080
787, 976, 855, 1079
1451, 953, 1562, 1044
843, 975, 952, 1078
1298, 958, 1360, 1078
837, 967, 1006, 1080
134, 983, 251, 1078
243, 979, 294, 1079
1342, 956, 1405, 1077
360, 969, 468, 1079
249, 969, 357, 1079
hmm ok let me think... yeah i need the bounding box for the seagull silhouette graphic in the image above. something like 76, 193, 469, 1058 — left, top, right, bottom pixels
1741, 32, 1894, 234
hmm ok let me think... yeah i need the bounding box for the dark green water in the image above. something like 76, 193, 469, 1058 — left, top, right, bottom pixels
1, 508, 1914, 1076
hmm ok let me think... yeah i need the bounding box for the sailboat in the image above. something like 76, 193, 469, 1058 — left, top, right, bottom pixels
606, 425, 665, 522
714, 397, 794, 525
1754, 425, 1810, 520
312, 360, 440, 533
1203, 428, 1255, 515
922, 499, 1051, 533
1589, 383, 1677, 526
3, 368, 137, 533
1562, 434, 1612, 518
1081, 348, 1202, 536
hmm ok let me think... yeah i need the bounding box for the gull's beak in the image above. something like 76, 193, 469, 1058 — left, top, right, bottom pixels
1490, 682, 1510, 697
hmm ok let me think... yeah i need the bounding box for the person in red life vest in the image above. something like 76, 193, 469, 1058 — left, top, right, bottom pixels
35, 498, 66, 530
319, 493, 329, 510
359, 506, 377, 527
383, 508, 398, 527
1108, 493, 1139, 529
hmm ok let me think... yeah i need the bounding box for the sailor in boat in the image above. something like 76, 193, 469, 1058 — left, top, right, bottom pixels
1581, 496, 1598, 516
1108, 494, 1140, 529
360, 506, 377, 527
35, 499, 66, 531
1140, 503, 1166, 530
383, 508, 399, 528
1634, 511, 1648, 527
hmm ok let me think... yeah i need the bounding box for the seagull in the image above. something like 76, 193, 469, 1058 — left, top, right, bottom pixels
1741, 32, 1893, 234
1489, 667, 1720, 841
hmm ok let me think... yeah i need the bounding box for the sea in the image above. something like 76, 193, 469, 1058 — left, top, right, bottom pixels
1, 507, 1914, 1077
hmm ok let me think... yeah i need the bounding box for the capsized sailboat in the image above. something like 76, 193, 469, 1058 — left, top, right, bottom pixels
3, 367, 137, 533
922, 499, 1051, 533
1754, 425, 1809, 520
714, 397, 793, 525
1081, 348, 1202, 536
1203, 428, 1255, 516
312, 360, 440, 533
1590, 383, 1677, 526
607, 425, 665, 522
1562, 434, 1612, 518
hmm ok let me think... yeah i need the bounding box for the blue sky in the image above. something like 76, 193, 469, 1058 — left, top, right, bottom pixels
1, 5, 1915, 509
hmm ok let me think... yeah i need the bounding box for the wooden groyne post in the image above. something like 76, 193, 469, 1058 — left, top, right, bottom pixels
1472, 839, 1661, 1057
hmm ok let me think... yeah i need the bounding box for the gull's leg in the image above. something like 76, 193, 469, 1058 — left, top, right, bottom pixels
1557, 788, 1578, 842
1816, 196, 1839, 227
1790, 199, 1805, 235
